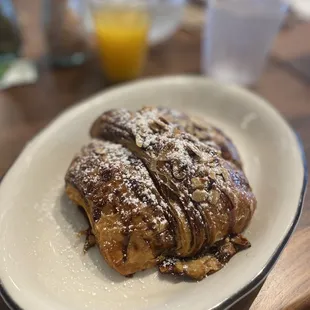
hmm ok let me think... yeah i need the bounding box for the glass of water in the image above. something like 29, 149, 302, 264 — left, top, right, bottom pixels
202, 0, 288, 86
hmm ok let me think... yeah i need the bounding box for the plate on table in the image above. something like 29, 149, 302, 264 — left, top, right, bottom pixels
0, 76, 307, 310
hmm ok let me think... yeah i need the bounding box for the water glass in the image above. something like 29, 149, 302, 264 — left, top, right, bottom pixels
202, 0, 289, 86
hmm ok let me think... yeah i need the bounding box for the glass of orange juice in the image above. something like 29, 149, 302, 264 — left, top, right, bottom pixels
89, 0, 150, 83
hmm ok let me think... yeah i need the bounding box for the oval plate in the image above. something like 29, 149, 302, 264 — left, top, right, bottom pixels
0, 76, 307, 310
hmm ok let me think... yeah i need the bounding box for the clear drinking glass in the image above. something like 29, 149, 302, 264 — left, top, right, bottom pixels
202, 0, 289, 86
43, 0, 90, 67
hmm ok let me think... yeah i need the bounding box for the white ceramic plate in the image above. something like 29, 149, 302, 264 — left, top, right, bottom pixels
0, 76, 307, 310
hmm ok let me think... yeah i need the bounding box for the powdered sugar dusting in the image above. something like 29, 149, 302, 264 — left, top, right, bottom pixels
66, 140, 168, 210
89, 107, 256, 257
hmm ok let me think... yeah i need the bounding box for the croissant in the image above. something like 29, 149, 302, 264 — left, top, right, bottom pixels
65, 107, 256, 280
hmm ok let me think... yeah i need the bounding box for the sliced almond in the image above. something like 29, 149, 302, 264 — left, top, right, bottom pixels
209, 189, 220, 205
192, 189, 208, 202
191, 177, 205, 189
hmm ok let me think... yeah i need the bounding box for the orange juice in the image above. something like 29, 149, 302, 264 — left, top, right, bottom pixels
92, 7, 149, 83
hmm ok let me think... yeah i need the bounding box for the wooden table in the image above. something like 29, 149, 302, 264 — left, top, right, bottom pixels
1, 2, 310, 309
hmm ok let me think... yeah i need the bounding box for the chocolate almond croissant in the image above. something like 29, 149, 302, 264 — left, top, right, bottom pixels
65, 107, 256, 280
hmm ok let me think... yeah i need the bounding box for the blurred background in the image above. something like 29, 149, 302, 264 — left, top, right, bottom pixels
1, 0, 310, 309
1, 0, 306, 88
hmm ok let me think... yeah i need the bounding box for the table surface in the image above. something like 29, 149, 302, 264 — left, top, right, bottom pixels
1, 1, 310, 309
